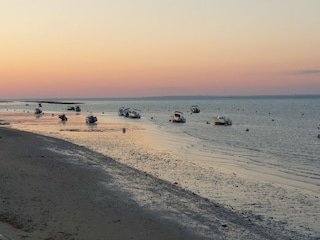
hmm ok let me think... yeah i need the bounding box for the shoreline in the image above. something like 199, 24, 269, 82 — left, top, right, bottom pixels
1, 110, 319, 239
145, 124, 320, 193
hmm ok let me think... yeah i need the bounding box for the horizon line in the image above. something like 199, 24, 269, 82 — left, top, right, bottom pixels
1, 93, 320, 102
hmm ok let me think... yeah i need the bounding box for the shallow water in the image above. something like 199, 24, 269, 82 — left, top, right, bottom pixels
1, 95, 320, 190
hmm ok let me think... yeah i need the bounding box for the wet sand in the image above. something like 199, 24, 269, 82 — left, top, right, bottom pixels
0, 127, 204, 240
0, 109, 319, 239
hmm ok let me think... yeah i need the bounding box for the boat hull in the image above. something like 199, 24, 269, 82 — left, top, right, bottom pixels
172, 119, 186, 123
213, 116, 232, 126
214, 122, 226, 125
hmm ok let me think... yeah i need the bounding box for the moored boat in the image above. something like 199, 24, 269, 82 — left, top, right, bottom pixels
86, 115, 97, 124
58, 114, 68, 121
34, 108, 42, 114
190, 105, 200, 113
119, 107, 141, 118
75, 106, 81, 112
128, 109, 141, 119
214, 115, 232, 126
172, 111, 186, 123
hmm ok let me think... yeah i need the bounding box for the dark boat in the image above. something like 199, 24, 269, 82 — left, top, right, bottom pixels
86, 115, 98, 124
58, 114, 68, 121
191, 105, 200, 113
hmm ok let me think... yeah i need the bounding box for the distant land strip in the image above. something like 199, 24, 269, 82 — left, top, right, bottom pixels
26, 101, 83, 105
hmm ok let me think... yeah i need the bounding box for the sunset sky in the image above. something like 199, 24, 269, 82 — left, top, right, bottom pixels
1, 0, 320, 99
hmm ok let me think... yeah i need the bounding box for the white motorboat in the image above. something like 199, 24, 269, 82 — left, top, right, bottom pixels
86, 115, 97, 124
190, 105, 200, 113
128, 109, 141, 119
119, 107, 141, 118
172, 111, 186, 123
214, 115, 232, 126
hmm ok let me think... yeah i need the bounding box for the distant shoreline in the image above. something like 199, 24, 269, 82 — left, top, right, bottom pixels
27, 100, 84, 105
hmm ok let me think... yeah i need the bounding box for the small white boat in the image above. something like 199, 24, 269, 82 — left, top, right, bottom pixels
86, 115, 97, 124
58, 114, 68, 121
128, 109, 141, 119
214, 115, 232, 126
34, 108, 42, 114
190, 105, 200, 113
172, 111, 186, 123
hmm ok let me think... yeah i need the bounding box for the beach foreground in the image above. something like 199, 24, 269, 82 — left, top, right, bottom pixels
0, 127, 204, 240
0, 127, 313, 239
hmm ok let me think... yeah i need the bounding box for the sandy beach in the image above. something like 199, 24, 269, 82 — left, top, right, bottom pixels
0, 127, 203, 240
0, 109, 319, 239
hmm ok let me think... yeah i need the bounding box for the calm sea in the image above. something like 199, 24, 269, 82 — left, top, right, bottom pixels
1, 95, 320, 191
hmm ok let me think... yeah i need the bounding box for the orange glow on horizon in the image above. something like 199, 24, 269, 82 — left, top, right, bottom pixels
1, 1, 320, 98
